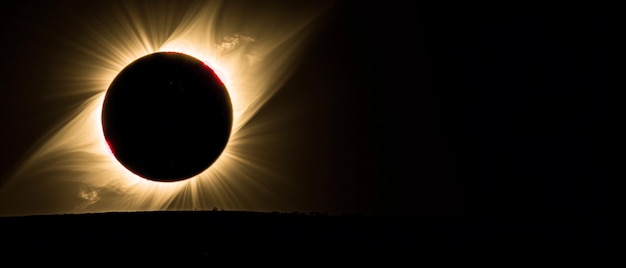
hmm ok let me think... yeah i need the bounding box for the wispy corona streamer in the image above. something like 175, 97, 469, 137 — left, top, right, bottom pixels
0, 0, 331, 216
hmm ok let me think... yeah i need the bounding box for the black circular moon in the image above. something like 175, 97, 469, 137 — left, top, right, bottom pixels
101, 52, 232, 182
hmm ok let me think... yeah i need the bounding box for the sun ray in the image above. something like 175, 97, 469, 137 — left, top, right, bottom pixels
0, 0, 332, 216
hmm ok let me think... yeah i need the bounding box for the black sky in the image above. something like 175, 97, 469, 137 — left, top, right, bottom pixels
0, 1, 618, 218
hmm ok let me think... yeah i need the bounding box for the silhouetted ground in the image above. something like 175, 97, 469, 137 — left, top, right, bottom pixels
0, 211, 617, 263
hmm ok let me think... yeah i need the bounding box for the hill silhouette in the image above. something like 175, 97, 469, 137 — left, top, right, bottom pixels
0, 210, 616, 263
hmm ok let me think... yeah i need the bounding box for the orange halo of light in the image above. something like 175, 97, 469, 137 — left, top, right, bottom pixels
0, 0, 331, 216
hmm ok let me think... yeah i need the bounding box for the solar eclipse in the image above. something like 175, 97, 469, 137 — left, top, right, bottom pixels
0, 0, 333, 216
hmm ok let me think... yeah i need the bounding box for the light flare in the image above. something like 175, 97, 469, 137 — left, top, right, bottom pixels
0, 0, 331, 216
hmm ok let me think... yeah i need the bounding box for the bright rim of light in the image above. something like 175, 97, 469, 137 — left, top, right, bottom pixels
0, 0, 330, 216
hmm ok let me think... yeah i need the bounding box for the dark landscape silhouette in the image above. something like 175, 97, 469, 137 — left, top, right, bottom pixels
1, 210, 616, 262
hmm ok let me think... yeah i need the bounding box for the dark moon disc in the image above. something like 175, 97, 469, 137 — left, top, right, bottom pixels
101, 52, 233, 182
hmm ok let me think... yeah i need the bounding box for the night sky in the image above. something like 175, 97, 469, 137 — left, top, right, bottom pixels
0, 1, 618, 219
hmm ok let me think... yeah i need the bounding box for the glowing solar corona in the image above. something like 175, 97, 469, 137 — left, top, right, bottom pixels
0, 0, 332, 216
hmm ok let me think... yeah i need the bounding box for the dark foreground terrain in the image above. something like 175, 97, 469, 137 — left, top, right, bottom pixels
0, 211, 617, 263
